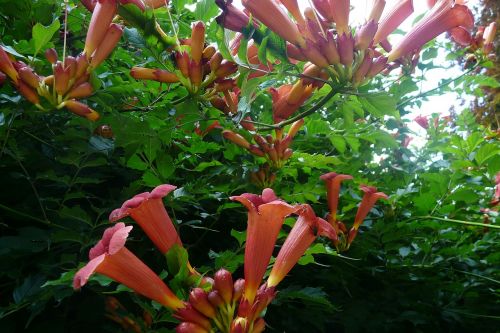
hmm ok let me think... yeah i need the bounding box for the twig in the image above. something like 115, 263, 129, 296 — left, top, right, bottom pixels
255, 88, 338, 131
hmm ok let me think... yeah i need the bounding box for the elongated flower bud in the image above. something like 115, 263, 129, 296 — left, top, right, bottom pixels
189, 288, 216, 318
176, 51, 190, 77
54, 61, 71, 95
202, 46, 216, 60
368, 0, 386, 23
90, 23, 124, 68
287, 118, 305, 139
223, 130, 251, 149
18, 81, 40, 105
373, 0, 413, 45
233, 279, 245, 302
209, 52, 223, 72
279, 0, 305, 26
190, 21, 205, 64
0, 47, 19, 83
18, 67, 41, 89
215, 61, 238, 78
66, 82, 94, 99
242, 0, 305, 47
45, 48, 58, 64
249, 145, 266, 157
330, 0, 350, 35
176, 322, 208, 333
312, 0, 333, 21
338, 32, 354, 66
63, 100, 100, 121
214, 269, 233, 304
320, 172, 353, 223
174, 304, 211, 331
84, 0, 117, 56
301, 40, 330, 68
321, 31, 340, 64
75, 54, 89, 79
207, 291, 224, 308
189, 60, 202, 87
355, 20, 378, 51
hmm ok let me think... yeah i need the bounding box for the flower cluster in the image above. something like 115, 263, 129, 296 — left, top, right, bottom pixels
0, 0, 141, 120
221, 64, 327, 183
216, 0, 474, 86
131, 21, 238, 98
74, 176, 387, 332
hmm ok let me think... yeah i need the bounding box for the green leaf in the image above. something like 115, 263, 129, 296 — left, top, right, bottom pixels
32, 19, 60, 56
359, 93, 399, 119
475, 143, 500, 165
194, 0, 219, 22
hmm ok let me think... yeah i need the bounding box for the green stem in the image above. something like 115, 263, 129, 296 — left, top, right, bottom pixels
413, 215, 500, 230
256, 88, 338, 131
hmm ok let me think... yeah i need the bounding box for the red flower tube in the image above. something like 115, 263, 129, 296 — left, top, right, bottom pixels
267, 205, 337, 287
320, 172, 353, 223
230, 189, 297, 303
109, 184, 183, 255
84, 0, 118, 56
373, 0, 413, 45
352, 185, 388, 230
73, 223, 184, 310
387, 0, 474, 62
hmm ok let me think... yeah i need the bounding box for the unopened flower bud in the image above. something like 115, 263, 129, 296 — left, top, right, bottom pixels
45, 48, 58, 64
189, 288, 217, 318
214, 269, 233, 304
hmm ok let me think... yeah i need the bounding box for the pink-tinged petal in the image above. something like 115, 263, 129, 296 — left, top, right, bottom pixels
261, 188, 278, 203
450, 26, 472, 46
89, 240, 106, 260
73, 254, 105, 289
150, 184, 177, 199
317, 217, 338, 241
123, 193, 149, 209
373, 0, 414, 45
119, 0, 146, 11
483, 22, 496, 45
108, 225, 133, 255
109, 208, 127, 222
414, 115, 429, 129
388, 2, 474, 62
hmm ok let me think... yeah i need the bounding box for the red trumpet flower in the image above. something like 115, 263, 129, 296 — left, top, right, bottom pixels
73, 223, 184, 310
388, 0, 474, 62
230, 189, 297, 303
267, 205, 337, 287
320, 172, 353, 223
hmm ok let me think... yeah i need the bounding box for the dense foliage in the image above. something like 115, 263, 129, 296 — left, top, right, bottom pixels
0, 0, 499, 332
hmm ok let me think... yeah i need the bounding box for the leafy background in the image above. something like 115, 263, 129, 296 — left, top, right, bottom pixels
0, 0, 499, 332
